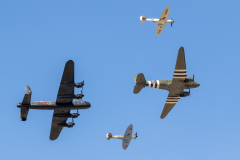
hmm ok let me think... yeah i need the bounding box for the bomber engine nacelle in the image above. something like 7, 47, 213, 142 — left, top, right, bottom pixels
53, 113, 80, 118
180, 92, 190, 97
57, 94, 84, 99
58, 122, 75, 128
106, 133, 112, 140
67, 81, 84, 88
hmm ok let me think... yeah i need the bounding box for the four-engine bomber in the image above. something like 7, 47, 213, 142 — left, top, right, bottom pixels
17, 60, 91, 140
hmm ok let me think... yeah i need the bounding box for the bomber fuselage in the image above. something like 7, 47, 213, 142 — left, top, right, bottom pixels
17, 100, 91, 110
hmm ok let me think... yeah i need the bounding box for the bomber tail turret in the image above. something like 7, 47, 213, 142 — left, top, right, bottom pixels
133, 73, 146, 94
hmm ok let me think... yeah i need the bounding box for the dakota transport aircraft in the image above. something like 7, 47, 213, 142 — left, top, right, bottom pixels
17, 60, 91, 140
106, 124, 137, 150
133, 47, 200, 119
140, 6, 174, 36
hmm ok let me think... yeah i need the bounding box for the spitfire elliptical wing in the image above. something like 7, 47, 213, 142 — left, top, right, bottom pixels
160, 47, 187, 119
156, 6, 170, 36
122, 124, 133, 150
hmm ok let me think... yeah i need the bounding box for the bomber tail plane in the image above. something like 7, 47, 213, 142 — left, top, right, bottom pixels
20, 86, 32, 121
133, 73, 146, 94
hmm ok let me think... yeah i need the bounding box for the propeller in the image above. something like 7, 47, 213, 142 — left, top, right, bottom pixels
135, 132, 138, 140
82, 80, 84, 90
171, 18, 174, 27
193, 74, 195, 82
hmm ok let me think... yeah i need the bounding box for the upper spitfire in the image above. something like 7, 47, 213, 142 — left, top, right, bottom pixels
140, 6, 174, 36
133, 47, 200, 119
17, 60, 91, 140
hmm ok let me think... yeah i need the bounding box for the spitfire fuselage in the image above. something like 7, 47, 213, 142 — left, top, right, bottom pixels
17, 100, 91, 110
145, 80, 200, 90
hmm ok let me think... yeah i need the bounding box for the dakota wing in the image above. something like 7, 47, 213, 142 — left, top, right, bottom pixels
160, 47, 186, 119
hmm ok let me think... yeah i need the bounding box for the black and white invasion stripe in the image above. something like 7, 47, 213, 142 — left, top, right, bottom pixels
173, 69, 187, 79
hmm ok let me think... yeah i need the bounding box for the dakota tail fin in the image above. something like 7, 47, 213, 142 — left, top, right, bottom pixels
133, 73, 146, 94
140, 15, 146, 23
21, 86, 32, 121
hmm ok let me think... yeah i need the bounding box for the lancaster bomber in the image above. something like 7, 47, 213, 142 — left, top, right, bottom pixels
133, 47, 200, 119
17, 60, 91, 140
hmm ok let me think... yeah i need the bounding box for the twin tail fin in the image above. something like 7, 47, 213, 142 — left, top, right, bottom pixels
20, 86, 32, 121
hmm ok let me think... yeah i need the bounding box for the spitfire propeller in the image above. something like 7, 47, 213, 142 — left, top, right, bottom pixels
171, 18, 174, 27
135, 132, 138, 140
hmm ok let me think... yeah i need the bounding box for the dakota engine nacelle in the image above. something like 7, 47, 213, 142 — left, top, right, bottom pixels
180, 92, 190, 97
57, 94, 84, 99
106, 133, 112, 140
58, 122, 75, 128
184, 78, 194, 83
67, 81, 84, 88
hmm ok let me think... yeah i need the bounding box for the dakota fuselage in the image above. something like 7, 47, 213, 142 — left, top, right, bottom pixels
145, 80, 200, 90
17, 100, 91, 110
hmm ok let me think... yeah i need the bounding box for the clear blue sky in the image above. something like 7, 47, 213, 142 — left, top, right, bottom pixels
0, 0, 240, 160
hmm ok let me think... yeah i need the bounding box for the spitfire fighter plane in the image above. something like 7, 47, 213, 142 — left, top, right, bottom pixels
140, 6, 174, 36
106, 124, 137, 150
17, 60, 91, 140
133, 47, 200, 119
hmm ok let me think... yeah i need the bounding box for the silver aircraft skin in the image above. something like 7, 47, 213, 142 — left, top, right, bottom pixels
106, 124, 138, 150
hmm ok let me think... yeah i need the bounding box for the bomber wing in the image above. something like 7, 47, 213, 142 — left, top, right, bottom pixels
50, 109, 70, 140
156, 6, 170, 36
56, 60, 74, 104
160, 47, 187, 119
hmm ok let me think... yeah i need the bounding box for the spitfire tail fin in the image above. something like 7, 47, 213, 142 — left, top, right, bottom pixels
140, 15, 146, 23
133, 73, 146, 94
21, 86, 32, 121
106, 133, 112, 140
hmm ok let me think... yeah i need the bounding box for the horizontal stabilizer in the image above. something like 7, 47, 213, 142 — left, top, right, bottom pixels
133, 84, 144, 94
22, 86, 32, 105
20, 107, 29, 121
140, 15, 146, 23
